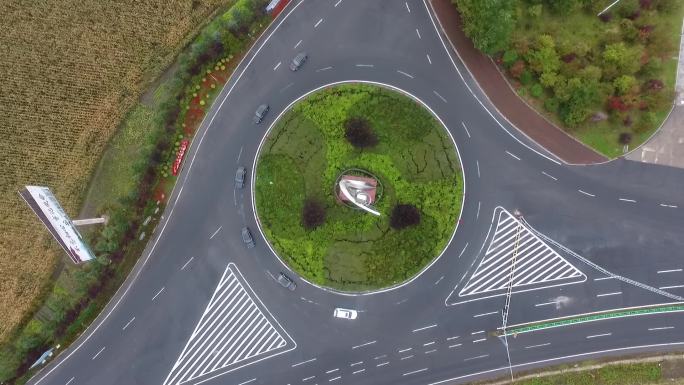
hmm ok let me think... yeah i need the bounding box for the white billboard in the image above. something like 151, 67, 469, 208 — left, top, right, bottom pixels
20, 186, 95, 264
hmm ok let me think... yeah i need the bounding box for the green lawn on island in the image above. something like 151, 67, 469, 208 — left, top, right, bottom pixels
255, 84, 463, 291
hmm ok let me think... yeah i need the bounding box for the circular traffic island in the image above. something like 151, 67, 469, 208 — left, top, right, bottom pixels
255, 84, 463, 291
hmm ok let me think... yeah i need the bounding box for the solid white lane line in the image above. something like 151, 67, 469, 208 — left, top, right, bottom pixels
423, 341, 435, 346
473, 338, 486, 343
238, 379, 256, 385
425, 349, 437, 354
427, 54, 432, 64
376, 361, 390, 367
413, 324, 437, 332
457, 243, 468, 259
397, 70, 414, 79
660, 203, 678, 208
471, 330, 485, 335
317, 66, 333, 72
209, 226, 222, 239
314, 18, 323, 28
180, 256, 194, 271
151, 287, 165, 301
594, 276, 614, 281
649, 326, 675, 331
398, 348, 412, 353
350, 361, 363, 367
658, 269, 682, 274
355, 64, 374, 68
122, 316, 135, 330
476, 201, 481, 220
464, 354, 488, 361
329, 376, 341, 382
476, 160, 480, 178
660, 285, 684, 289
416, 28, 421, 39
578, 189, 595, 197
447, 336, 460, 341
91, 346, 105, 360
535, 301, 559, 307
352, 340, 376, 349
586, 333, 612, 339
448, 343, 462, 349
473, 311, 498, 318
292, 358, 316, 367
505, 151, 520, 160
401, 354, 414, 360
619, 198, 636, 203
334, 0, 342, 7
525, 343, 550, 349
302, 376, 315, 381
353, 369, 365, 374
65, 377, 74, 385
273, 61, 281, 71
596, 291, 621, 297
405, 2, 411, 12
461, 121, 471, 138
541, 171, 557, 181
326, 368, 339, 374
434, 90, 447, 103
403, 368, 428, 376
294, 39, 302, 49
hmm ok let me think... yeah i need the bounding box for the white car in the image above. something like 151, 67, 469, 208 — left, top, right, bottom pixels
333, 308, 358, 320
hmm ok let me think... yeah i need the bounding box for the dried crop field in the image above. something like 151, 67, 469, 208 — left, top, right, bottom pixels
0, 0, 230, 343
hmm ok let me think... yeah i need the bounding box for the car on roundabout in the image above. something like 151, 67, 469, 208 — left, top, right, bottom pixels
276, 272, 296, 291
333, 308, 358, 320
241, 226, 255, 248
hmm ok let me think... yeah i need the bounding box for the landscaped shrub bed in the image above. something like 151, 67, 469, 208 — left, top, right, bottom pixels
255, 84, 464, 291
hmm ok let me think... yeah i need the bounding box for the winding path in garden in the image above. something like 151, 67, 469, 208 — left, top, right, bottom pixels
28, 1, 684, 385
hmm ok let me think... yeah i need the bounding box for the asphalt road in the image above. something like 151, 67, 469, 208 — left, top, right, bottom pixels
27, 1, 684, 385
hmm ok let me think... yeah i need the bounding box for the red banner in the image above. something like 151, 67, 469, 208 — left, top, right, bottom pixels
172, 139, 190, 176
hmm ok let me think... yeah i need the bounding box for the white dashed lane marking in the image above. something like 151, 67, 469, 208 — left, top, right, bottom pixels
91, 346, 105, 360
578, 189, 595, 197
416, 28, 421, 39
586, 333, 612, 339
658, 269, 682, 274
314, 18, 323, 28
291, 358, 316, 367
505, 150, 520, 160
596, 291, 621, 297
434, 90, 447, 103
397, 70, 414, 79
461, 121, 471, 138
273, 62, 281, 71
649, 326, 674, 331
619, 198, 636, 203
542, 171, 557, 181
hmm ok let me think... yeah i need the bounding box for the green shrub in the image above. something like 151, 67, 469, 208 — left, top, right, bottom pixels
530, 83, 544, 98
502, 50, 519, 67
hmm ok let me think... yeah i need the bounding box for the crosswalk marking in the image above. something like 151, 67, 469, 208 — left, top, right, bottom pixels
459, 209, 584, 297
164, 263, 295, 385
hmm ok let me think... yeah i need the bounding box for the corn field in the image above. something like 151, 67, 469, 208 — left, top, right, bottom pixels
0, 0, 230, 343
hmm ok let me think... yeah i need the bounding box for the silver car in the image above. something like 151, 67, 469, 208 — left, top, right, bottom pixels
276, 272, 296, 291
253, 104, 269, 124
290, 52, 307, 71
235, 166, 246, 189
241, 227, 255, 248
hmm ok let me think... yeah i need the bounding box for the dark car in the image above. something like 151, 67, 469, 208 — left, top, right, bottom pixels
235, 166, 246, 189
289, 52, 308, 71
276, 272, 296, 291
241, 227, 255, 248
253, 104, 269, 124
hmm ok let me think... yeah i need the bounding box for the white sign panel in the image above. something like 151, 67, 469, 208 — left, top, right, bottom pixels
21, 186, 95, 264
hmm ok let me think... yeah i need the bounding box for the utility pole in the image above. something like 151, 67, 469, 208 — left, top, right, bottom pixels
501, 209, 523, 382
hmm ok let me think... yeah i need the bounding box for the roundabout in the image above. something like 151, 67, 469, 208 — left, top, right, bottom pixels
254, 84, 463, 291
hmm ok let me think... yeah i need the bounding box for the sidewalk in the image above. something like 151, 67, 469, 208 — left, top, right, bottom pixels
429, 0, 607, 165
625, 18, 684, 169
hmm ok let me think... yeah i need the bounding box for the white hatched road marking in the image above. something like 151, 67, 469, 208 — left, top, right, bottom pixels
163, 263, 294, 385
459, 209, 585, 297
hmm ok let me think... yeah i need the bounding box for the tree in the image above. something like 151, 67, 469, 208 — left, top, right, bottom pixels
602, 42, 642, 78
558, 77, 600, 127
390, 204, 421, 230
613, 75, 638, 95
302, 199, 326, 229
545, 0, 579, 15
344, 117, 378, 148
456, 0, 516, 54
526, 35, 560, 76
